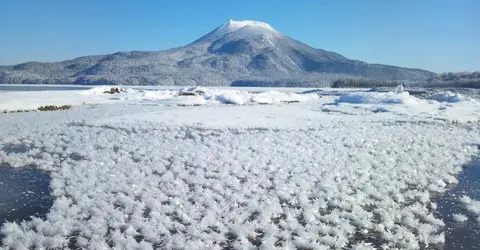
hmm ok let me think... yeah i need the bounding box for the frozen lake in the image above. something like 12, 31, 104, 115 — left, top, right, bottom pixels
0, 85, 93, 92
0, 165, 52, 223
436, 158, 480, 249
1, 86, 479, 249
0, 84, 324, 93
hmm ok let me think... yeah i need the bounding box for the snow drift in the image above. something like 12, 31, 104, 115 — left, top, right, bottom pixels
336, 91, 420, 105
427, 91, 466, 103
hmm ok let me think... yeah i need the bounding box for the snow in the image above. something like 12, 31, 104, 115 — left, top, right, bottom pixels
285, 55, 299, 68
198, 19, 281, 43
2, 86, 479, 124
427, 91, 466, 103
142, 90, 177, 100
459, 195, 480, 216
158, 95, 207, 106
395, 84, 405, 93
266, 37, 277, 49
351, 242, 376, 250
212, 90, 251, 105
80, 86, 116, 95
325, 89, 480, 123
336, 91, 420, 105
250, 90, 318, 104
0, 90, 113, 111
0, 86, 320, 112
1, 86, 480, 249
223, 19, 278, 33
452, 213, 468, 222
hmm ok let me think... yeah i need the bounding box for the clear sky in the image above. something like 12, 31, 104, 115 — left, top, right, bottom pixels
0, 0, 478, 73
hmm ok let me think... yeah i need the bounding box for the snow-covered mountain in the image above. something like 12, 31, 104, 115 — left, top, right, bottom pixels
426, 71, 480, 88
0, 20, 435, 87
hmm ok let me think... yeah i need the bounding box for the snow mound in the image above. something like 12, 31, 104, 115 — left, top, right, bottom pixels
427, 92, 466, 103
251, 90, 319, 104
336, 91, 420, 105
80, 86, 120, 95
395, 84, 405, 94
213, 90, 251, 105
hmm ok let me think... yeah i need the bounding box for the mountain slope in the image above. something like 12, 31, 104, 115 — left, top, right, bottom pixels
0, 20, 435, 86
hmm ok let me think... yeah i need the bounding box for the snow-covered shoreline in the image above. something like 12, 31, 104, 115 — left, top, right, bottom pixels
0, 86, 325, 112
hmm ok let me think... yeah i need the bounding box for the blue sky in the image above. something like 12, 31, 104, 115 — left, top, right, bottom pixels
0, 0, 478, 72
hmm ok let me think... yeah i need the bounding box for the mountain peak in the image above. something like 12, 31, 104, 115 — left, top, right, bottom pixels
194, 19, 279, 44
223, 20, 277, 33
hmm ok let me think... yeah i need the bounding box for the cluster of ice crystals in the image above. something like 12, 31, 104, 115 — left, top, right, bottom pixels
459, 195, 480, 219
452, 213, 468, 223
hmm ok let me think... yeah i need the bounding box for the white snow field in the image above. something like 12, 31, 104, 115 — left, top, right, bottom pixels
0, 86, 480, 249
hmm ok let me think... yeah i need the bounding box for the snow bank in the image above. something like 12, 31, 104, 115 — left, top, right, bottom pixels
0, 87, 321, 112
141, 88, 319, 106
336, 91, 420, 105
427, 91, 466, 103
142, 90, 176, 100
80, 86, 119, 95
159, 96, 207, 106
328, 89, 480, 123
213, 90, 251, 105
251, 90, 319, 104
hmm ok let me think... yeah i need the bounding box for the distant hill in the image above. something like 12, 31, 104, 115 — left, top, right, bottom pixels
0, 20, 436, 87
425, 72, 480, 88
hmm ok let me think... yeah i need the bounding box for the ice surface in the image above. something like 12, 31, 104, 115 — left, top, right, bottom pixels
427, 91, 466, 103
0, 166, 52, 224
336, 91, 420, 105
0, 87, 480, 249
